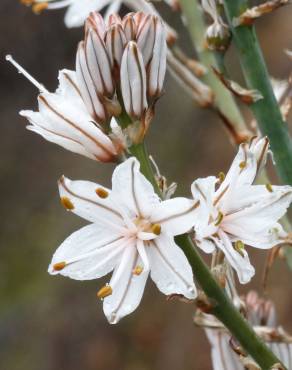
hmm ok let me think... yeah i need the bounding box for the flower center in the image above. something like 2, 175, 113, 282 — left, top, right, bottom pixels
133, 217, 161, 237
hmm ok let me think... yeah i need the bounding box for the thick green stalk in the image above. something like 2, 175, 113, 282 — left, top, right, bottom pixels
223, 0, 292, 185
130, 142, 284, 370
178, 0, 248, 139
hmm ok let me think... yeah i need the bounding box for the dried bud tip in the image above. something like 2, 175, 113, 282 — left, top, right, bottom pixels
60, 196, 74, 210
97, 285, 113, 299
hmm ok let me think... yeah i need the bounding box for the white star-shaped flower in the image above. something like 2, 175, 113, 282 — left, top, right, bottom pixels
49, 157, 198, 323
191, 137, 292, 284
20, 69, 118, 162
28, 0, 176, 29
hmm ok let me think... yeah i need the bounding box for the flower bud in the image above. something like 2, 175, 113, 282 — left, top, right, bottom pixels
85, 12, 105, 38
84, 28, 114, 97
76, 42, 107, 123
136, 14, 157, 65
206, 22, 231, 52
122, 13, 137, 41
121, 41, 148, 119
147, 19, 167, 98
105, 23, 127, 68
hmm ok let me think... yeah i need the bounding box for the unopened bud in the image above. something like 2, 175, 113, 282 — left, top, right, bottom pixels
122, 13, 137, 41
85, 28, 114, 97
105, 24, 127, 68
76, 42, 107, 123
121, 41, 148, 119
206, 22, 231, 52
137, 14, 157, 65
147, 18, 167, 98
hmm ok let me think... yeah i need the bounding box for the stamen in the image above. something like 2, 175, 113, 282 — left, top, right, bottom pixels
97, 285, 113, 299
32, 2, 48, 14
218, 171, 225, 183
133, 265, 143, 275
20, 0, 34, 5
95, 187, 109, 199
239, 161, 247, 169
234, 240, 245, 257
151, 223, 161, 235
214, 211, 224, 226
265, 183, 273, 192
5, 55, 49, 93
53, 261, 66, 271
60, 196, 74, 210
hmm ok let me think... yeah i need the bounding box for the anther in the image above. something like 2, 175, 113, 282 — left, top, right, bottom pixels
218, 171, 225, 183
133, 266, 143, 276
265, 183, 273, 192
60, 196, 74, 210
234, 240, 245, 257
32, 2, 48, 14
95, 187, 109, 199
151, 223, 161, 235
214, 211, 224, 226
20, 0, 34, 5
97, 285, 113, 299
239, 161, 247, 169
53, 261, 66, 271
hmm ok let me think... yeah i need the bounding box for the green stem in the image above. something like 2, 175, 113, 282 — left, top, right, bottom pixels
130, 142, 284, 370
129, 142, 162, 197
178, 0, 249, 139
223, 0, 292, 185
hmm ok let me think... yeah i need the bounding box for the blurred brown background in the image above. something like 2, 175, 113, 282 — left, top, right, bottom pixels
0, 1, 292, 370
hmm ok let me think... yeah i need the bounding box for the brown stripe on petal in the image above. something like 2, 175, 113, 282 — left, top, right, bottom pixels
59, 176, 122, 220
213, 185, 229, 206
39, 96, 114, 158
153, 200, 200, 225
131, 160, 142, 216
63, 71, 82, 98
152, 240, 193, 290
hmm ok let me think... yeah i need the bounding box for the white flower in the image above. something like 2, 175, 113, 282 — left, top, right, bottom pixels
20, 68, 118, 162
191, 137, 292, 284
206, 291, 292, 370
24, 0, 177, 34
49, 157, 198, 323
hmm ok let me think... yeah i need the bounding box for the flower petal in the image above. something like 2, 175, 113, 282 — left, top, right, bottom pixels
48, 224, 123, 280
223, 186, 292, 237
214, 231, 255, 284
148, 235, 196, 299
58, 176, 125, 230
111, 157, 160, 218
196, 238, 216, 254
103, 246, 149, 324
151, 197, 199, 236
64, 0, 107, 28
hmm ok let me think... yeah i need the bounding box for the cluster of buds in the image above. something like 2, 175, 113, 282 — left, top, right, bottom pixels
76, 12, 167, 140
8, 12, 167, 164
201, 0, 231, 52
196, 291, 292, 370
